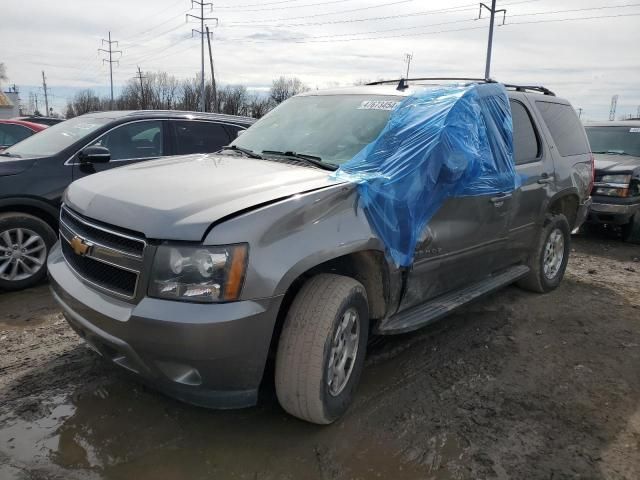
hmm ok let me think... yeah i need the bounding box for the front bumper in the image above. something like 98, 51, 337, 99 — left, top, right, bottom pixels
588, 196, 640, 225
47, 242, 283, 409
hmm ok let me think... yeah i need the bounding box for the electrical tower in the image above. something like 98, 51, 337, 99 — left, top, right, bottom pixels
478, 1, 506, 80
609, 95, 619, 121
41, 71, 51, 116
187, 1, 217, 112
403, 53, 413, 79
577, 107, 583, 119
99, 32, 122, 109
135, 66, 147, 109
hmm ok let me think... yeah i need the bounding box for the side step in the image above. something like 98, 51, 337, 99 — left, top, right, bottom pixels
375, 265, 530, 335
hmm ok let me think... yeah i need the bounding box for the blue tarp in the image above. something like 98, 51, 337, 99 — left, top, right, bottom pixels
335, 83, 520, 267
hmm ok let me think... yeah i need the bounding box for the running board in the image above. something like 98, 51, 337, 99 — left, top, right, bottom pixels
375, 265, 530, 335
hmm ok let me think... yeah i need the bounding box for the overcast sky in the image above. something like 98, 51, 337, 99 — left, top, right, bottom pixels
1, 0, 639, 120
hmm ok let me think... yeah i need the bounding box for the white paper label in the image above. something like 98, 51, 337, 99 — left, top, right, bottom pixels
358, 100, 399, 111
630, 128, 640, 133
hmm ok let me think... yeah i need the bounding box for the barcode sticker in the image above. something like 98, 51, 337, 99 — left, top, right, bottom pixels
630, 128, 640, 133
358, 100, 400, 111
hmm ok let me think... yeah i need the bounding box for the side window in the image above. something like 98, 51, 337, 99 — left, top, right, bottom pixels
510, 101, 539, 165
535, 101, 589, 157
173, 121, 231, 155
92, 121, 163, 161
223, 124, 246, 141
0, 124, 32, 146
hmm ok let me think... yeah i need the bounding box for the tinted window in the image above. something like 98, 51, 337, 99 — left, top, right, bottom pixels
536, 101, 589, 157
92, 121, 163, 160
510, 101, 539, 164
174, 121, 230, 155
223, 124, 246, 141
0, 124, 32, 147
585, 126, 640, 157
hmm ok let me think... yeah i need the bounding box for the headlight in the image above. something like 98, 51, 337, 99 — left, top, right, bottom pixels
594, 187, 628, 197
149, 244, 248, 302
600, 174, 631, 185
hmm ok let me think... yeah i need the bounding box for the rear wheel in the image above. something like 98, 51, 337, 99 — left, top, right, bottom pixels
517, 213, 571, 293
622, 212, 640, 244
275, 274, 369, 424
0, 213, 57, 291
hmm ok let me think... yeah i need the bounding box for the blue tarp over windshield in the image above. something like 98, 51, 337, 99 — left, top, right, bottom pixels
335, 83, 520, 267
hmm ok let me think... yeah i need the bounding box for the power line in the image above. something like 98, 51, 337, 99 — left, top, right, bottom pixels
215, 0, 329, 7
505, 2, 640, 21
217, 0, 349, 11
501, 11, 640, 26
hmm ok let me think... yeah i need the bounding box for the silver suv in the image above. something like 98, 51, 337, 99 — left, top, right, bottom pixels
48, 81, 593, 424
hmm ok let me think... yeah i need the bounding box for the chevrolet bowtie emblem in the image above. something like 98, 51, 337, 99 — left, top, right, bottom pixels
70, 235, 91, 256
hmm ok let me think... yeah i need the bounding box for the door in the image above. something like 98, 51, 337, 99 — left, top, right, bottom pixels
400, 190, 513, 311
507, 97, 555, 261
171, 120, 233, 155
72, 120, 165, 180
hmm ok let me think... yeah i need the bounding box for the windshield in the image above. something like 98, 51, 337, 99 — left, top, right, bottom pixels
231, 94, 400, 166
585, 126, 640, 157
3, 116, 111, 158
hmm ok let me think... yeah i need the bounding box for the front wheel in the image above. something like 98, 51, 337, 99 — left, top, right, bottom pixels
0, 213, 57, 291
275, 274, 369, 424
517, 213, 571, 293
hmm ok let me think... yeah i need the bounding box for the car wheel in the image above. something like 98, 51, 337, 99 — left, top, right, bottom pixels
275, 274, 369, 424
622, 212, 640, 244
0, 213, 57, 291
517, 213, 571, 293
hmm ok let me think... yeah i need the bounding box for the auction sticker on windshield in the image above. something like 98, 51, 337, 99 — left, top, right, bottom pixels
358, 100, 400, 110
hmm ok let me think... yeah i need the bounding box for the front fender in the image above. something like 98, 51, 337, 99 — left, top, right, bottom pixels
203, 183, 386, 300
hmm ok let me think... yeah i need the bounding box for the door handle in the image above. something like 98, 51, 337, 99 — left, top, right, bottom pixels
490, 193, 512, 206
537, 173, 555, 184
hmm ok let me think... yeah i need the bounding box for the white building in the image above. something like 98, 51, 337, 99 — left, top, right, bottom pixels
0, 89, 20, 119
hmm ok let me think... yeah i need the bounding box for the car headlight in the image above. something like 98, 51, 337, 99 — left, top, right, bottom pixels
600, 174, 631, 185
149, 244, 248, 302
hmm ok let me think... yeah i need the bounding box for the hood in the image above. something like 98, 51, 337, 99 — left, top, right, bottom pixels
65, 154, 345, 240
594, 153, 640, 174
0, 157, 37, 177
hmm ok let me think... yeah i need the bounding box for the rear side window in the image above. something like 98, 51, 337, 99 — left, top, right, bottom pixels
0, 124, 32, 147
536, 101, 589, 157
174, 121, 231, 155
510, 101, 539, 164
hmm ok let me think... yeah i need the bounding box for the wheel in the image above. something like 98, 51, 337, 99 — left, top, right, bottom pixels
0, 213, 57, 291
622, 212, 640, 244
275, 274, 369, 424
517, 213, 571, 293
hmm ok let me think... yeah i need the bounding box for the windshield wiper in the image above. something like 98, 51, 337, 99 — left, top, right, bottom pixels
219, 145, 263, 159
592, 150, 629, 155
0, 151, 20, 158
262, 150, 338, 171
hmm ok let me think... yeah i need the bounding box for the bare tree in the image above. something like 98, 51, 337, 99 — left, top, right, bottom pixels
218, 85, 250, 116
269, 76, 309, 104
65, 89, 105, 118
0, 63, 7, 86
248, 94, 273, 119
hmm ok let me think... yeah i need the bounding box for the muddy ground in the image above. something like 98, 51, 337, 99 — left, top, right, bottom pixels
1, 231, 639, 480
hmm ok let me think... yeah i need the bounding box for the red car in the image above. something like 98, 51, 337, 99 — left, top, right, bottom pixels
0, 119, 47, 151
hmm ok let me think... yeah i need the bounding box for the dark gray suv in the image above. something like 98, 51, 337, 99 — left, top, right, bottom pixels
48, 81, 592, 424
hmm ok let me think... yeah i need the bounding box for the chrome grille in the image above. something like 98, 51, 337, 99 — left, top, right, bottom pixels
59, 206, 146, 300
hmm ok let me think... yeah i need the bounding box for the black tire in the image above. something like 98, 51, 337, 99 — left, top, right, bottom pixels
0, 212, 57, 291
622, 212, 640, 244
275, 274, 369, 424
517, 213, 571, 293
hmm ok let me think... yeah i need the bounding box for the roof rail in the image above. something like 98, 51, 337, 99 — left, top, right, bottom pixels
503, 84, 556, 96
366, 77, 493, 86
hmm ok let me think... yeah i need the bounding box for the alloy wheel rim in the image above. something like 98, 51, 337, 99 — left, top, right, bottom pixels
0, 228, 47, 282
543, 228, 565, 280
327, 307, 360, 397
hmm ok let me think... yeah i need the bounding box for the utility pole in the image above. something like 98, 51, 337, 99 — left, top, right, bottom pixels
609, 95, 619, 121
205, 25, 217, 113
135, 66, 147, 109
41, 71, 50, 116
99, 32, 122, 109
187, 1, 216, 112
478, 1, 506, 80
403, 53, 413, 79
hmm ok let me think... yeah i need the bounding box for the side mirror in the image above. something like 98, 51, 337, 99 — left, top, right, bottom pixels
236, 130, 246, 138
78, 145, 110, 164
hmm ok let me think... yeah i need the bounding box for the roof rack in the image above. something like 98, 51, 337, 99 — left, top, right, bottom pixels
366, 78, 556, 96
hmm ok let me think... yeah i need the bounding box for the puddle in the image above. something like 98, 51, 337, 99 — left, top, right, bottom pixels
0, 371, 471, 479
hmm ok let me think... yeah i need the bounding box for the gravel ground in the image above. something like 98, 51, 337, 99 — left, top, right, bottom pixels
0, 232, 639, 480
